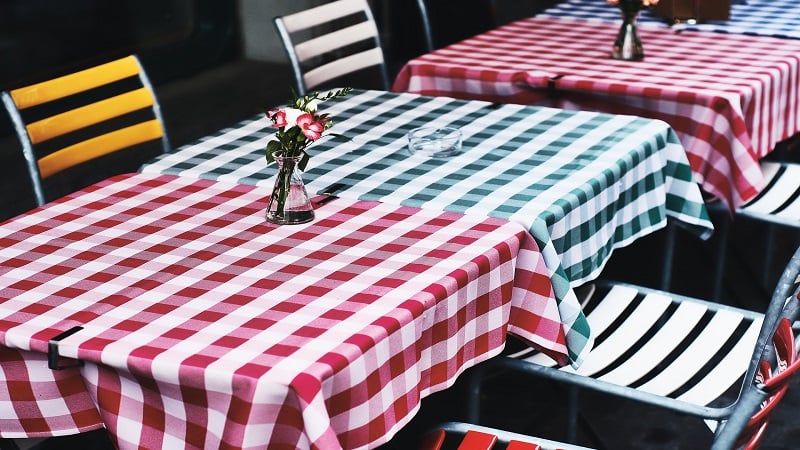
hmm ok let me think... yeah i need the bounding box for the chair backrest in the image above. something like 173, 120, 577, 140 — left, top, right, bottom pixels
1, 55, 170, 207
712, 317, 800, 450
273, 0, 390, 96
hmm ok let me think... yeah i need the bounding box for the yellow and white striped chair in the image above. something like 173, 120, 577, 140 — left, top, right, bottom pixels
1, 55, 170, 207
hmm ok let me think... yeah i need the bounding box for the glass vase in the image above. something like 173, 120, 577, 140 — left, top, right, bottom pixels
611, 10, 644, 61
265, 153, 314, 225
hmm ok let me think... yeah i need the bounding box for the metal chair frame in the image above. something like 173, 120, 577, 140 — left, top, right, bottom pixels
415, 0, 435, 52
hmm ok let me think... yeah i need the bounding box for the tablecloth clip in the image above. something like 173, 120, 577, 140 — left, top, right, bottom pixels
547, 74, 565, 100
319, 182, 346, 196
48, 326, 84, 370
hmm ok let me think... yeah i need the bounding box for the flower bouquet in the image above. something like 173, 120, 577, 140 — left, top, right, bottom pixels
264, 87, 352, 224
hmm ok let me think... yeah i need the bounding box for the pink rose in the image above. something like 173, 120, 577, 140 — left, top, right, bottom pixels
296, 113, 326, 141
267, 109, 288, 128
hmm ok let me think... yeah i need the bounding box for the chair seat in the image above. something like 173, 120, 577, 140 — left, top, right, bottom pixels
510, 282, 764, 408
737, 161, 800, 225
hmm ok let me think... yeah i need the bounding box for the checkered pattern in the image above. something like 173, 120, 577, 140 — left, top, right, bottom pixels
0, 347, 103, 438
539, 0, 800, 39
391, 17, 800, 209
0, 173, 577, 449
142, 90, 713, 289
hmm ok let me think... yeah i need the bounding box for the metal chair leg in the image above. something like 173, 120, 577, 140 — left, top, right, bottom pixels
712, 214, 731, 303
466, 364, 488, 423
566, 385, 579, 442
762, 221, 775, 289
660, 221, 676, 291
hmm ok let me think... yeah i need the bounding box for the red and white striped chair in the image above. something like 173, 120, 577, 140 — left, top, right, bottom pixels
420, 422, 596, 450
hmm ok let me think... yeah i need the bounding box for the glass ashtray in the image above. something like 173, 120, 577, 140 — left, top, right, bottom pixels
407, 126, 462, 158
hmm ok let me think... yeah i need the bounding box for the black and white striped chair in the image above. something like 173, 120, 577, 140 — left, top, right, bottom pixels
706, 161, 800, 302
658, 160, 800, 302
466, 244, 800, 448
738, 162, 800, 225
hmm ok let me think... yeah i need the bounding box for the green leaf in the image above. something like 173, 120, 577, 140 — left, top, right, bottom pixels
266, 140, 282, 163
326, 132, 351, 142
298, 151, 310, 171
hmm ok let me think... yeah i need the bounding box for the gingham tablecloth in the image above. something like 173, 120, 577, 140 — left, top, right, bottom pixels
391, 16, 800, 209
539, 0, 800, 39
0, 172, 575, 449
142, 90, 713, 290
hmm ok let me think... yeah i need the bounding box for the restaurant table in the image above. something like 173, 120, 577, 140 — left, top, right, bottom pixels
0, 172, 576, 449
539, 0, 800, 39
141, 89, 713, 291
391, 16, 800, 210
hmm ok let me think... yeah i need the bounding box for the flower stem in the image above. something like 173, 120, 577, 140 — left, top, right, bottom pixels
275, 157, 295, 218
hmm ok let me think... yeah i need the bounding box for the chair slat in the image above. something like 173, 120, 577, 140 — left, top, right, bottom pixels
9, 56, 141, 109
423, 422, 597, 450
507, 440, 541, 450
595, 300, 709, 386
37, 120, 164, 179
2, 54, 169, 208
25, 88, 156, 144
294, 22, 380, 62
457, 430, 497, 450
419, 429, 446, 450
566, 291, 673, 376
303, 48, 384, 90
582, 285, 641, 336
635, 310, 753, 398
281, 0, 368, 32
677, 319, 761, 405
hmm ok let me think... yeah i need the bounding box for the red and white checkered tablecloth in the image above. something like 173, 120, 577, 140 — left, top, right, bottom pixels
0, 173, 566, 450
392, 16, 800, 209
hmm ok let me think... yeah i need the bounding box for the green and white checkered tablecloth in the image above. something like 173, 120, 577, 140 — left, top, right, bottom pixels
142, 89, 713, 365
143, 89, 712, 282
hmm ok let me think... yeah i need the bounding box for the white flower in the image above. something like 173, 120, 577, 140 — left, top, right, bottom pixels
282, 108, 305, 129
